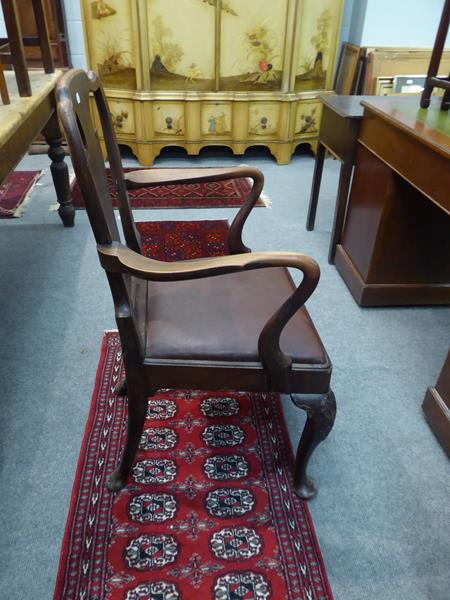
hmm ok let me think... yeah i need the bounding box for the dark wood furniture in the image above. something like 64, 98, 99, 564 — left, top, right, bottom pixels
57, 68, 337, 500
306, 95, 367, 263
16, 0, 69, 68
0, 0, 54, 103
335, 96, 450, 306
0, 70, 75, 226
423, 350, 450, 457
420, 0, 450, 110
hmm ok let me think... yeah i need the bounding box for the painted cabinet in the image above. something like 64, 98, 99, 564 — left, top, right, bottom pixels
82, 0, 344, 164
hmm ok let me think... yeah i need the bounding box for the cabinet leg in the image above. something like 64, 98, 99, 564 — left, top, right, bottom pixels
42, 111, 75, 227
306, 141, 325, 231
328, 160, 353, 264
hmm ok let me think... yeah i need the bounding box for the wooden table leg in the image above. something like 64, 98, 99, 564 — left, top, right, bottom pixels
42, 111, 75, 227
306, 141, 325, 231
0, 67, 10, 104
328, 160, 353, 264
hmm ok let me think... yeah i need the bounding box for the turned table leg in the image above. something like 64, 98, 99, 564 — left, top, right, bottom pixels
42, 110, 75, 227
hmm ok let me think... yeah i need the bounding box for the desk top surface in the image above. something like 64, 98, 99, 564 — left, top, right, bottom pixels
361, 96, 450, 159
0, 70, 62, 144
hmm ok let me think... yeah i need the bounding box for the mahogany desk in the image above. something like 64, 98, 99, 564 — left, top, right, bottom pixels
423, 349, 450, 457
0, 70, 74, 226
335, 96, 450, 306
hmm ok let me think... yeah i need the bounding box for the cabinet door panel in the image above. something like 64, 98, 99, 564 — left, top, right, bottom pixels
220, 0, 288, 91
201, 103, 232, 138
153, 103, 185, 137
294, 101, 322, 137
147, 0, 215, 91
294, 0, 341, 92
86, 0, 137, 90
248, 103, 280, 137
109, 100, 135, 136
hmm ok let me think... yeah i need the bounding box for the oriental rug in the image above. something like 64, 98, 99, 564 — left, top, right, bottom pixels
0, 170, 43, 217
71, 168, 269, 209
136, 219, 229, 261
54, 333, 334, 600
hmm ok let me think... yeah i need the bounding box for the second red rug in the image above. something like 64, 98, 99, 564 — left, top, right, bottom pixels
71, 168, 269, 209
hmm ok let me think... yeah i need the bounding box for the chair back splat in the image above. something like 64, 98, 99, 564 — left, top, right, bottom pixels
56, 69, 141, 251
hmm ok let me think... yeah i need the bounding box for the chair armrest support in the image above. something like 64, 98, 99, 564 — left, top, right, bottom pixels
98, 242, 320, 372
124, 166, 264, 255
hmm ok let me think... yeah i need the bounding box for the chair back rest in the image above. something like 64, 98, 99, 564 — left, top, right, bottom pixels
56, 69, 141, 252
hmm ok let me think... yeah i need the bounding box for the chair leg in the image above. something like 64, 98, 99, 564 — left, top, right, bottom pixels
114, 376, 127, 396
441, 77, 450, 110
290, 390, 336, 500
107, 381, 152, 492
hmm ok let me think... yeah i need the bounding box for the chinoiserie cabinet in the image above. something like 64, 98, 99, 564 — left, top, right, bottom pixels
81, 0, 344, 164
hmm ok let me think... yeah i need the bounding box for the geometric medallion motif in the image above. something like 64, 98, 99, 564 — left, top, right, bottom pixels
129, 493, 178, 523
140, 427, 178, 450
125, 580, 180, 599
205, 488, 255, 518
200, 396, 240, 417
132, 458, 177, 484
210, 526, 262, 561
202, 425, 245, 448
147, 399, 177, 420
204, 454, 249, 480
213, 571, 271, 599
125, 534, 179, 570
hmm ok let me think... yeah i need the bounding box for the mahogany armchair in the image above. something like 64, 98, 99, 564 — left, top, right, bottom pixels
56, 69, 336, 500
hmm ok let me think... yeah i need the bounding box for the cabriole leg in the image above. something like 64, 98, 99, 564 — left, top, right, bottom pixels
290, 390, 336, 500
107, 381, 153, 492
114, 377, 127, 396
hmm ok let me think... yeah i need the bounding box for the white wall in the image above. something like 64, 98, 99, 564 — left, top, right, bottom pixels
354, 0, 449, 47
62, 0, 86, 68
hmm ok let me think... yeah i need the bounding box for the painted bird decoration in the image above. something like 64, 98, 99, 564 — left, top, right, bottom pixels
200, 0, 238, 16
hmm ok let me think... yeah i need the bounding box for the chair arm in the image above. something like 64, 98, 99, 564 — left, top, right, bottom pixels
98, 242, 320, 372
124, 166, 264, 255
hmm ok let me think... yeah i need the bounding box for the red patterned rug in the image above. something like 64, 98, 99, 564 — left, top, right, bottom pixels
0, 170, 43, 217
54, 332, 334, 600
71, 168, 269, 209
136, 220, 229, 260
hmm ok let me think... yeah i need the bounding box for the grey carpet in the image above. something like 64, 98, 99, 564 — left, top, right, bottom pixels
0, 146, 448, 600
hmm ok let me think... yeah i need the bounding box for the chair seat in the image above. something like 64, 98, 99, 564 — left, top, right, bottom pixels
143, 267, 329, 368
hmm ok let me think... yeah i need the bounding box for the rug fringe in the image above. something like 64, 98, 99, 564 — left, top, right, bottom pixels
13, 169, 45, 217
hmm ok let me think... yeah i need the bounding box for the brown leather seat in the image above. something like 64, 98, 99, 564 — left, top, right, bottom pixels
145, 267, 328, 366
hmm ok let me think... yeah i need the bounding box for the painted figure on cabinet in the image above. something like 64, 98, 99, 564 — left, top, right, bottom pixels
296, 3, 335, 91
149, 6, 215, 91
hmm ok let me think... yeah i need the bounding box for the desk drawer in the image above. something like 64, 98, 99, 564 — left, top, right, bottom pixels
359, 113, 450, 215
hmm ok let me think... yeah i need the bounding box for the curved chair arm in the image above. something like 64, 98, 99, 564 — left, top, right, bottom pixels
124, 166, 264, 255
98, 242, 320, 372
